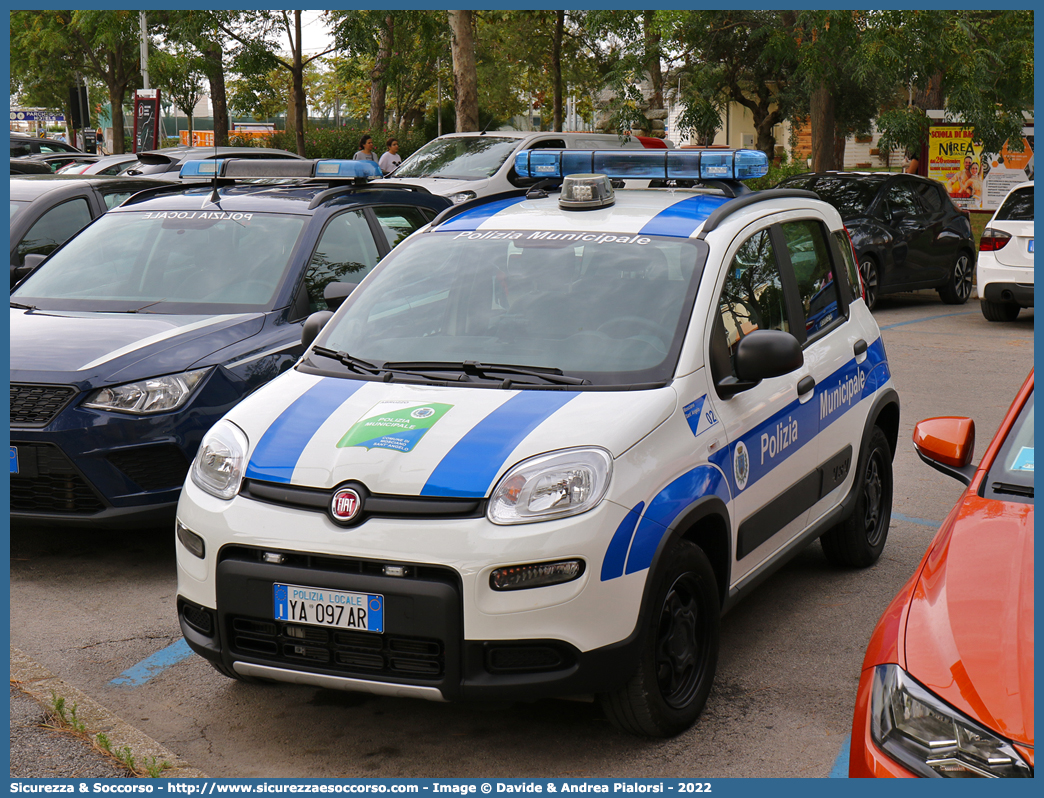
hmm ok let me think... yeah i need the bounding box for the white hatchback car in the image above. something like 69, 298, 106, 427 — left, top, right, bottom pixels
977, 180, 1033, 321
175, 149, 900, 737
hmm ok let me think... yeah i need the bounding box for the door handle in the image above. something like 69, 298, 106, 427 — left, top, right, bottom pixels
854, 339, 868, 356
797, 376, 816, 396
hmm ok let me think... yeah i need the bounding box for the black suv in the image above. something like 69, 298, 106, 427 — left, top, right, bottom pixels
776, 172, 975, 310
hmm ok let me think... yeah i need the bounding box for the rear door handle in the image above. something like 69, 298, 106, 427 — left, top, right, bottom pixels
797, 376, 816, 400
854, 338, 868, 363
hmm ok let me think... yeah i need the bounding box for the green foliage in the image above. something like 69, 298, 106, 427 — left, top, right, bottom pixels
748, 152, 811, 192
875, 106, 930, 160
250, 126, 429, 160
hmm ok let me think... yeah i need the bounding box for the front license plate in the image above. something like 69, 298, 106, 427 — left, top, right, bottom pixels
273, 583, 384, 633
10, 446, 18, 475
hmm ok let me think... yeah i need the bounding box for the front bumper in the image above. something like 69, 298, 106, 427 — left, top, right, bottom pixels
175, 476, 654, 701
10, 369, 242, 526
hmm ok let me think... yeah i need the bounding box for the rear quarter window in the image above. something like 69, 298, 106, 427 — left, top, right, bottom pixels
996, 186, 1033, 221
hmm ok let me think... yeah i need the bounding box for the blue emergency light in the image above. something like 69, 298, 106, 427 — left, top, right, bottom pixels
179, 158, 382, 180
513, 148, 769, 182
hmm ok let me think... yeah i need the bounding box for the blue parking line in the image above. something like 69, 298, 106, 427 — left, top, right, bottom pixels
879, 310, 976, 330
830, 735, 850, 777
110, 639, 193, 687
892, 511, 941, 528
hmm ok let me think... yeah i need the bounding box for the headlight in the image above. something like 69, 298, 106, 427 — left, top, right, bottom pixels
190, 420, 249, 500
449, 190, 477, 204
870, 664, 1032, 778
83, 369, 208, 414
487, 447, 612, 525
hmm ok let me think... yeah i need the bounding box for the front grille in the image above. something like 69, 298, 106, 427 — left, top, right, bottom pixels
219, 546, 461, 587
107, 445, 190, 491
10, 443, 105, 514
10, 384, 78, 427
228, 616, 444, 679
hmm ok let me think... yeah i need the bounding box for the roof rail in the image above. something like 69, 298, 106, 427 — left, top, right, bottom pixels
306, 181, 433, 210
119, 182, 201, 207
696, 189, 820, 238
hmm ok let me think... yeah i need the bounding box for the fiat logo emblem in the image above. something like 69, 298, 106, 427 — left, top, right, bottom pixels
330, 487, 362, 522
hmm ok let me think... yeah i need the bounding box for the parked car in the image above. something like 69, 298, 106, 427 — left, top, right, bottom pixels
850, 369, 1033, 778
776, 172, 976, 310
10, 158, 54, 176
56, 153, 140, 176
976, 180, 1033, 321
24, 153, 100, 173
10, 135, 81, 158
376, 131, 668, 203
10, 159, 451, 527
119, 146, 305, 179
10, 174, 171, 286
174, 148, 900, 737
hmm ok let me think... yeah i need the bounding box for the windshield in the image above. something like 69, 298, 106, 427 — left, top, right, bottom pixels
12, 209, 308, 313
984, 388, 1034, 502
392, 136, 521, 180
312, 230, 704, 387
11, 200, 28, 222
781, 176, 880, 217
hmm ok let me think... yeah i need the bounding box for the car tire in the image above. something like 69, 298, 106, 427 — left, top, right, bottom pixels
600, 540, 719, 738
981, 298, 1021, 322
821, 426, 892, 568
858, 256, 879, 311
938, 252, 973, 304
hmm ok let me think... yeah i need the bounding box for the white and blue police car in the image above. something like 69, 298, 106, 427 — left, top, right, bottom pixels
175, 148, 900, 737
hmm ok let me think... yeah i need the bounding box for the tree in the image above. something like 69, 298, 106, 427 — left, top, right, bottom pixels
868, 10, 1034, 158
448, 11, 479, 132
11, 10, 141, 153
217, 11, 336, 156
152, 46, 207, 145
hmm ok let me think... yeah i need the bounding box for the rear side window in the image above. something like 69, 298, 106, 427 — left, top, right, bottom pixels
781, 220, 842, 338
371, 206, 433, 250
996, 186, 1034, 221
15, 198, 93, 266
913, 180, 945, 212
305, 210, 380, 312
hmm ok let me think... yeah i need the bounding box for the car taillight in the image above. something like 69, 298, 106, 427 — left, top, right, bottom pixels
979, 228, 1012, 252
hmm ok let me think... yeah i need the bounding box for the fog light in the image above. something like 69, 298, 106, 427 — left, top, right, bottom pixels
175, 519, 205, 559
490, 559, 584, 591
383, 565, 407, 577
262, 552, 286, 564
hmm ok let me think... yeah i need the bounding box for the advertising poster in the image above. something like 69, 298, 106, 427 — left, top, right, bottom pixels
927, 124, 1033, 211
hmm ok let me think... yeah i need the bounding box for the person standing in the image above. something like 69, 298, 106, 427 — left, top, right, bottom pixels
353, 134, 377, 162
96, 128, 107, 156
378, 138, 401, 175
903, 149, 920, 174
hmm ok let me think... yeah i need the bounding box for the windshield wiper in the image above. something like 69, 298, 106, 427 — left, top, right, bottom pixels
383, 360, 589, 386
991, 481, 1034, 498
310, 346, 385, 376
10, 301, 37, 311
108, 299, 167, 314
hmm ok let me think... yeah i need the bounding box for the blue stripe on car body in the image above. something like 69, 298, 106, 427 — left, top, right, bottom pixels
638, 195, 731, 238
245, 378, 365, 483
601, 502, 644, 582
436, 196, 528, 232
601, 336, 891, 578
421, 391, 579, 498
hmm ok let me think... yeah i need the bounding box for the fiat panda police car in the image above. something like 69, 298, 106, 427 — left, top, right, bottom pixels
175, 148, 900, 738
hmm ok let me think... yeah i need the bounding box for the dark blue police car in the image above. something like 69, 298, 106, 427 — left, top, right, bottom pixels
10, 159, 451, 526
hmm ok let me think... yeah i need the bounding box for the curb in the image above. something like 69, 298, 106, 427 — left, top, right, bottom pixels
10, 646, 209, 779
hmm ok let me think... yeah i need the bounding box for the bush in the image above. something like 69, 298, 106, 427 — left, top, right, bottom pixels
236, 126, 431, 160
748, 153, 812, 191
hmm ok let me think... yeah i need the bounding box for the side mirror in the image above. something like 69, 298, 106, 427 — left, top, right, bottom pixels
716, 330, 803, 399
302, 311, 333, 349
913, 416, 976, 485
11, 253, 47, 287
323, 281, 357, 311
891, 209, 908, 224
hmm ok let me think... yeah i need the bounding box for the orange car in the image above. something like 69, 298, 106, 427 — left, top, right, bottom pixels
850, 370, 1034, 778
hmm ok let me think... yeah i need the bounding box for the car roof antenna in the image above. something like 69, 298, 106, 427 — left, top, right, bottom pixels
207, 126, 221, 205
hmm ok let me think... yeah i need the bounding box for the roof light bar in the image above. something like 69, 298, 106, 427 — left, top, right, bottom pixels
178, 158, 382, 180
514, 148, 769, 182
